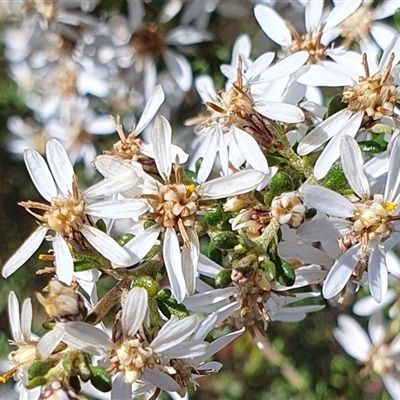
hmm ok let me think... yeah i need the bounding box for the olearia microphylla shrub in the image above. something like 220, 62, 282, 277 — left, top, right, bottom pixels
2, 1, 400, 399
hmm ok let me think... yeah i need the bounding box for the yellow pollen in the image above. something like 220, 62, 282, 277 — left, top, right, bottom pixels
384, 202, 397, 212
187, 184, 196, 194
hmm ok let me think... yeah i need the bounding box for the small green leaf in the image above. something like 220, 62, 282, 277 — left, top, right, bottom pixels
323, 164, 347, 192
212, 232, 239, 250
132, 276, 160, 298
28, 361, 54, 380
157, 297, 189, 319
358, 140, 383, 154
89, 366, 112, 393
96, 219, 107, 233
215, 269, 232, 288
26, 376, 48, 389
204, 205, 224, 227
327, 95, 347, 118
269, 172, 293, 196
118, 233, 134, 247
262, 260, 276, 282
275, 258, 295, 287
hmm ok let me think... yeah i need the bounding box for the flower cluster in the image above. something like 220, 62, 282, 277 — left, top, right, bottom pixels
2, 1, 400, 399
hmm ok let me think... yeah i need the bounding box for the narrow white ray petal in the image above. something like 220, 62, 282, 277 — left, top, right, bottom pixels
153, 115, 172, 182
83, 172, 139, 199
63, 322, 112, 355
340, 135, 370, 199
193, 313, 218, 342
198, 362, 223, 374
37, 327, 65, 360
232, 34, 252, 61
254, 5, 292, 47
163, 228, 186, 303
305, 0, 323, 31
143, 56, 157, 100
368, 246, 388, 303
198, 254, 223, 277
314, 111, 363, 180
53, 233, 74, 285
141, 369, 180, 392
370, 22, 397, 51
46, 139, 75, 196
23, 148, 57, 201
122, 287, 148, 338
93, 155, 134, 178
246, 52, 275, 81
86, 199, 148, 219
195, 75, 219, 103
323, 244, 361, 299
334, 314, 371, 362
272, 305, 325, 322
201, 170, 264, 199
373, 2, 400, 20
389, 332, 400, 354
162, 342, 208, 358
80, 224, 132, 266
296, 65, 354, 87
278, 242, 334, 267
197, 328, 245, 363
368, 312, 385, 345
181, 228, 199, 296
8, 292, 22, 342
141, 144, 189, 166
384, 137, 400, 202
134, 84, 165, 135
196, 128, 219, 183
2, 226, 48, 278
165, 26, 211, 45
324, 0, 362, 30
300, 185, 355, 217
382, 375, 400, 400
297, 109, 352, 155
163, 49, 192, 92
123, 226, 160, 262
183, 288, 236, 308
296, 218, 352, 241
151, 315, 198, 353
353, 290, 396, 317
254, 101, 304, 123
233, 128, 269, 172
379, 33, 400, 71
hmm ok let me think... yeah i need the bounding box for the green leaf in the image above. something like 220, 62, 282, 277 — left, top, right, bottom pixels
204, 205, 224, 227
117, 233, 134, 247
212, 232, 239, 250
132, 275, 160, 298
96, 219, 107, 233
215, 269, 232, 288
89, 366, 112, 393
358, 140, 383, 154
323, 164, 347, 192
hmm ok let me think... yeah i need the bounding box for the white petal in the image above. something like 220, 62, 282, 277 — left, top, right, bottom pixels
46, 139, 75, 196
368, 312, 385, 345
368, 246, 388, 303
163, 49, 192, 92
80, 224, 132, 266
163, 228, 186, 303
278, 242, 334, 267
123, 226, 160, 263
86, 199, 148, 219
135, 84, 165, 135
324, 0, 362, 31
181, 228, 199, 296
305, 0, 323, 31
2, 226, 48, 278
195, 75, 219, 103
262, 51, 309, 82
382, 375, 400, 400
296, 64, 354, 87
63, 321, 112, 355
370, 22, 397, 51
373, 2, 400, 19
8, 292, 22, 342
165, 26, 211, 45
193, 313, 218, 341
197, 253, 223, 277
122, 287, 148, 338
53, 233, 74, 285
297, 109, 353, 155
143, 57, 157, 99
153, 115, 172, 182
245, 52, 275, 82
296, 217, 352, 241
37, 328, 65, 360
162, 341, 208, 358
196, 127, 220, 183
93, 155, 134, 179
201, 170, 264, 199
23, 148, 57, 201
233, 127, 269, 172
232, 34, 252, 61
384, 137, 400, 202
141, 368, 180, 392
21, 299, 32, 347
300, 185, 355, 217
254, 101, 304, 123
353, 290, 396, 316
334, 314, 371, 362
323, 244, 361, 299
254, 5, 292, 47
151, 315, 198, 353
379, 34, 400, 72
340, 135, 370, 199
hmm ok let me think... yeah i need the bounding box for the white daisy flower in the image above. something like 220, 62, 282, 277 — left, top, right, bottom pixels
2, 139, 148, 284
297, 35, 400, 179
334, 313, 400, 400
298, 135, 400, 302
110, 116, 265, 303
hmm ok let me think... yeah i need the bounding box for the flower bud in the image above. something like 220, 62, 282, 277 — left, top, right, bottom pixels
271, 192, 306, 228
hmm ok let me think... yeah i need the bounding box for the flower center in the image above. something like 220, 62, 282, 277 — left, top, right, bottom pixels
146, 183, 199, 246
286, 21, 327, 64
9, 344, 37, 367
112, 338, 155, 384
131, 25, 164, 59
369, 344, 395, 375
23, 0, 56, 19
342, 53, 398, 120
339, 5, 372, 46
352, 194, 396, 243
